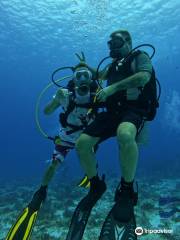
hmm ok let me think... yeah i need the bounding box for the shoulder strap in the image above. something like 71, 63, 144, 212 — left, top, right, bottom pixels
65, 94, 76, 116
66, 80, 75, 91
127, 50, 142, 64
90, 80, 98, 92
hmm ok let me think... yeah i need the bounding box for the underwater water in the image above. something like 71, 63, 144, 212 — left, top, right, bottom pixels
0, 0, 180, 239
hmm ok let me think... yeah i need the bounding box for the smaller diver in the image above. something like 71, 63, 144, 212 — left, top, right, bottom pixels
5, 52, 100, 240
42, 54, 99, 189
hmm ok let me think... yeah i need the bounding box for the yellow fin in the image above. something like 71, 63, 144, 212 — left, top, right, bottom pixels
6, 208, 29, 240
78, 176, 89, 187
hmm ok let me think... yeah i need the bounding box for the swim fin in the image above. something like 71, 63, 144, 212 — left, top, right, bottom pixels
5, 185, 47, 240
77, 175, 90, 188
99, 179, 138, 240
66, 175, 106, 240
99, 208, 137, 240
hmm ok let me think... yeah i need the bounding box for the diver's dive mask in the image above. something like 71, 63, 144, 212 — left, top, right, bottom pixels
74, 68, 92, 82
108, 35, 126, 59
74, 68, 92, 95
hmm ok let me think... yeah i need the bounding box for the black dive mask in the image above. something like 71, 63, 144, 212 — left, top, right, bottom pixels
108, 36, 125, 59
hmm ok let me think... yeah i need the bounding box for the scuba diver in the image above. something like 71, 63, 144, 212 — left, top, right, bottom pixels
5, 53, 100, 240
41, 60, 99, 189
67, 29, 160, 240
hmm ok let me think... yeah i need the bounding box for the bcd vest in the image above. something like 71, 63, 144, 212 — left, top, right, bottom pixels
59, 80, 98, 134
106, 50, 159, 121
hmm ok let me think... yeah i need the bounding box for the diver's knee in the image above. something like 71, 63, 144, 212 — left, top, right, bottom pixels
117, 124, 136, 145
75, 134, 96, 153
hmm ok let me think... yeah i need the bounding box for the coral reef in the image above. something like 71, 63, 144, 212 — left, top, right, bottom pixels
0, 177, 179, 240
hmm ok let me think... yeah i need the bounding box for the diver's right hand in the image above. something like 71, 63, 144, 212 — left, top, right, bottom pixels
96, 86, 115, 102
56, 88, 69, 99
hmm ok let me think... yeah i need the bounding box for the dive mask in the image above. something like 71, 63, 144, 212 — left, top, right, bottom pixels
108, 36, 126, 59
74, 68, 92, 87
74, 68, 92, 94
74, 68, 92, 83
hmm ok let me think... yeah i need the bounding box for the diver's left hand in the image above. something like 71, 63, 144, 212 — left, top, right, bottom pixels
96, 86, 115, 102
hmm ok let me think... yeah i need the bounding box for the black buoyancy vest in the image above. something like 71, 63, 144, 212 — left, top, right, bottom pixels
59, 80, 98, 133
106, 50, 159, 121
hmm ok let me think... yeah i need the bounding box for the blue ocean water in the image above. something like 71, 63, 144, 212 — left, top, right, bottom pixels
0, 0, 180, 239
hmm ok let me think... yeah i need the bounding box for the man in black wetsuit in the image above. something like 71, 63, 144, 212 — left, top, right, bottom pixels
76, 29, 155, 225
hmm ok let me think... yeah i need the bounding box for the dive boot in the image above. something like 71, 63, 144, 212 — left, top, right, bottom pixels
112, 178, 138, 223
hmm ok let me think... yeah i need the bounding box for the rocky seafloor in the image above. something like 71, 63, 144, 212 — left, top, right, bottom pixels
0, 177, 179, 240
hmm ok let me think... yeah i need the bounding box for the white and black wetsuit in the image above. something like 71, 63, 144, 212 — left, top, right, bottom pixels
52, 88, 95, 162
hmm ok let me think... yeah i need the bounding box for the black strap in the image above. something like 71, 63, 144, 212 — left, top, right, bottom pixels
137, 119, 145, 136
65, 96, 76, 118
66, 124, 85, 135
75, 102, 94, 108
